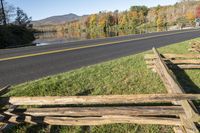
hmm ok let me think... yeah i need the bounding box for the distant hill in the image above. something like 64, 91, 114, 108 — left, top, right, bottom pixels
32, 13, 81, 26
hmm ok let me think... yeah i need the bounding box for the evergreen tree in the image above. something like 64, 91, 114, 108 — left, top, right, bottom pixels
15, 7, 31, 27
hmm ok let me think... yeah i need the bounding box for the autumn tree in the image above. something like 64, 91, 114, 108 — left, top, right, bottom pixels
155, 5, 161, 25
157, 16, 164, 31
118, 12, 128, 29
128, 11, 138, 29
88, 14, 97, 30
98, 13, 107, 32
138, 10, 145, 24
113, 10, 119, 25
130, 6, 148, 25
107, 13, 115, 27
130, 6, 148, 16
186, 11, 195, 24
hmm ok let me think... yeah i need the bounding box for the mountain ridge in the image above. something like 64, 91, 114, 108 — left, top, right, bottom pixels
32, 13, 81, 26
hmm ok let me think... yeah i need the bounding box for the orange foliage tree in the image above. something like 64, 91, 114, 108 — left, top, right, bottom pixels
186, 11, 195, 23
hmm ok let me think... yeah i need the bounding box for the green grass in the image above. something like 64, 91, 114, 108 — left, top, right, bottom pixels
7, 53, 166, 97
5, 37, 200, 133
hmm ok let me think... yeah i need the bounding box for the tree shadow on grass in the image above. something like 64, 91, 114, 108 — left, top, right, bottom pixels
171, 67, 200, 111
2, 123, 48, 133
76, 89, 93, 96
81, 126, 91, 133
171, 67, 200, 93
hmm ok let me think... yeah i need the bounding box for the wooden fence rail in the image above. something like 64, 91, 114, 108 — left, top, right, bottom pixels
1, 94, 200, 106
0, 115, 182, 126
0, 106, 186, 117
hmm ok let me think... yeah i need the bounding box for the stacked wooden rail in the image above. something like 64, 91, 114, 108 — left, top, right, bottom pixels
2, 93, 200, 126
145, 48, 200, 133
0, 47, 199, 133
145, 53, 200, 70
189, 41, 200, 53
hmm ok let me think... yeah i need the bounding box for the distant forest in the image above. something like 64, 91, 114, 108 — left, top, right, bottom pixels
34, 0, 200, 33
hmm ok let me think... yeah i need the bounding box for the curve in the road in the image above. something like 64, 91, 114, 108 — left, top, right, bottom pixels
0, 29, 200, 62
0, 29, 200, 87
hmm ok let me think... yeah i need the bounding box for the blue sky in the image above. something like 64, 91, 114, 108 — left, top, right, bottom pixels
7, 0, 179, 20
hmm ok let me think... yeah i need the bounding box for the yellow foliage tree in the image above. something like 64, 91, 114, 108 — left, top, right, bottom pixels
129, 11, 138, 18
98, 14, 107, 31
118, 13, 128, 28
89, 14, 97, 28
138, 11, 145, 24
156, 16, 164, 31
186, 12, 195, 23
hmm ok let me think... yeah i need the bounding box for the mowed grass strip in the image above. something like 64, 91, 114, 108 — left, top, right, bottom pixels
5, 38, 200, 133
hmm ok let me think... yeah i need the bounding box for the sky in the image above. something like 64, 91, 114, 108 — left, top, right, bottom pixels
7, 0, 179, 21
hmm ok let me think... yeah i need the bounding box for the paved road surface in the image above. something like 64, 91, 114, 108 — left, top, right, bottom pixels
0, 29, 200, 87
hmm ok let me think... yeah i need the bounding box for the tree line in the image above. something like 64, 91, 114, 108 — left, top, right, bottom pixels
35, 1, 199, 33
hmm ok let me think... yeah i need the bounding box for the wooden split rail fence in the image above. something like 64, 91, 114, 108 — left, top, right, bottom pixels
0, 47, 199, 133
145, 47, 200, 133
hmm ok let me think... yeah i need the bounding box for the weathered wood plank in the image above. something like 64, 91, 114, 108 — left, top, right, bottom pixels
154, 65, 174, 94
152, 48, 184, 94
146, 60, 200, 65
145, 54, 200, 60
176, 65, 200, 69
1, 94, 200, 105
147, 64, 200, 69
0, 115, 182, 126
173, 127, 185, 133
180, 115, 199, 133
181, 100, 200, 122
1, 106, 185, 117
0, 105, 17, 132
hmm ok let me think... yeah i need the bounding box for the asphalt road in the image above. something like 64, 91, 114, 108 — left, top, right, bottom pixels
0, 29, 200, 87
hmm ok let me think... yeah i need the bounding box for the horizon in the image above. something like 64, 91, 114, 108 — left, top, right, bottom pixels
6, 0, 179, 21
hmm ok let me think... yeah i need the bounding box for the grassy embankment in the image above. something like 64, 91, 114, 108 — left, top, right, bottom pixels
0, 25, 35, 49
5, 38, 200, 133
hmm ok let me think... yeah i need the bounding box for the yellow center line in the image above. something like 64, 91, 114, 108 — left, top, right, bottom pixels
0, 29, 199, 62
